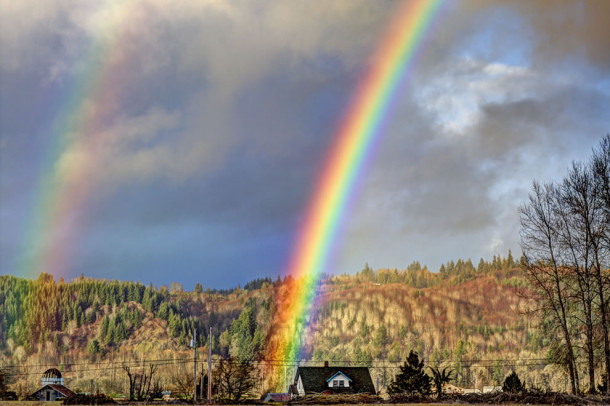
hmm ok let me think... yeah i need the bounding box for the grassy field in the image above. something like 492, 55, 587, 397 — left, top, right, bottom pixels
0, 402, 552, 406
2, 402, 63, 406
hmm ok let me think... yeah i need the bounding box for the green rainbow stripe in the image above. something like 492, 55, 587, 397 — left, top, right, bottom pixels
265, 0, 445, 383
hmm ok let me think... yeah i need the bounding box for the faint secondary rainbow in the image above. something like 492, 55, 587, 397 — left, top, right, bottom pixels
265, 0, 446, 379
16, 2, 136, 280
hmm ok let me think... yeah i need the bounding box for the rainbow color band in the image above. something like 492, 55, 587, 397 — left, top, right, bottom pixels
265, 0, 445, 382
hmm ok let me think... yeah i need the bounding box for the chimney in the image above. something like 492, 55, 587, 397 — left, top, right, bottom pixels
324, 361, 329, 367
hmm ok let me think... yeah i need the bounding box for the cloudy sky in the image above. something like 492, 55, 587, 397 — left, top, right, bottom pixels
1, 0, 608, 288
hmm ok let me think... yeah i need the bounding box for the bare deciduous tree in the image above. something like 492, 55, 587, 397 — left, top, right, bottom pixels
520, 135, 610, 394
520, 181, 579, 394
591, 135, 610, 394
214, 358, 258, 402
122, 363, 157, 401
170, 362, 193, 399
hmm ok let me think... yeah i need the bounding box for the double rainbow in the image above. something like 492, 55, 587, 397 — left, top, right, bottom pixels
265, 0, 445, 383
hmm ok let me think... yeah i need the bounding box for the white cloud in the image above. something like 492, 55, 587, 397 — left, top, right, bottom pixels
415, 58, 546, 135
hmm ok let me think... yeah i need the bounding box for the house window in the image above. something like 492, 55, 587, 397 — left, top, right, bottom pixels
338, 380, 345, 387
332, 380, 345, 387
333, 380, 338, 387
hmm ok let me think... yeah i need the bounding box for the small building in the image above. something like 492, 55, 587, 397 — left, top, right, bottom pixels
293, 363, 375, 396
264, 392, 293, 402
30, 368, 74, 401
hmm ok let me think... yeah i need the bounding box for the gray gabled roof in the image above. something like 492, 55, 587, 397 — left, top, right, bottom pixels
31, 384, 75, 398
295, 367, 375, 394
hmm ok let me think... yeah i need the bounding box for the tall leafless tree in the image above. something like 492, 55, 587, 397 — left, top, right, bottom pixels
520, 135, 610, 394
591, 135, 610, 394
520, 182, 579, 393
559, 163, 599, 393
171, 361, 194, 399
122, 363, 157, 401
214, 358, 258, 402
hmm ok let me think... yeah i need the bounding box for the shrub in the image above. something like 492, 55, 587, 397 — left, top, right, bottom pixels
502, 371, 525, 393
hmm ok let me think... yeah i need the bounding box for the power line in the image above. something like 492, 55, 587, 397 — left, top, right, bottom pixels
6, 358, 194, 377
1, 356, 194, 370
4, 357, 589, 383
3, 355, 576, 375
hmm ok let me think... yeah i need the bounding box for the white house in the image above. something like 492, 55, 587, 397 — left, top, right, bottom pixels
325, 371, 352, 388
292, 363, 375, 396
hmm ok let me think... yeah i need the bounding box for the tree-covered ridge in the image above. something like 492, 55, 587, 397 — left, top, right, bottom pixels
0, 273, 223, 355
0, 252, 523, 355
304, 273, 535, 387
1, 252, 552, 395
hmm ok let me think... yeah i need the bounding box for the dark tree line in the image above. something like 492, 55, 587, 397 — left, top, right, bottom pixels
520, 135, 610, 394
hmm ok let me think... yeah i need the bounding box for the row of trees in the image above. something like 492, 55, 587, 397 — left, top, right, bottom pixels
354, 251, 518, 288
388, 350, 525, 398
520, 135, 610, 394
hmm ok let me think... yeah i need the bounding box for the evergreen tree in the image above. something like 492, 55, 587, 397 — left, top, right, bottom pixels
407, 261, 421, 271
105, 318, 116, 345
354, 347, 373, 366
99, 315, 109, 340
477, 258, 486, 273
439, 264, 447, 278
398, 325, 407, 339
373, 325, 388, 347
87, 339, 102, 355
229, 306, 259, 361
115, 320, 127, 342
502, 371, 525, 393
387, 350, 431, 395
157, 302, 169, 320
360, 263, 375, 282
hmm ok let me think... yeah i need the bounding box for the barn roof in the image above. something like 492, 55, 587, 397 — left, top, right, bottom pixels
264, 393, 292, 402
31, 384, 75, 398
42, 368, 62, 378
295, 367, 375, 394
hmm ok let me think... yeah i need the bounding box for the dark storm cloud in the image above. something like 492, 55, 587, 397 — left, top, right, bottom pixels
59, 62, 360, 285
475, 0, 610, 70
1, 0, 609, 286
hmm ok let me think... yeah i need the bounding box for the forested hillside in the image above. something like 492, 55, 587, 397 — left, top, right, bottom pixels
0, 253, 559, 397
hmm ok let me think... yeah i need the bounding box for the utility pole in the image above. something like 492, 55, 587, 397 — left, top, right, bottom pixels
200, 364, 204, 402
192, 329, 197, 403
208, 326, 212, 400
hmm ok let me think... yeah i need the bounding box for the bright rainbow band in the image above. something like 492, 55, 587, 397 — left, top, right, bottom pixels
264, 0, 445, 385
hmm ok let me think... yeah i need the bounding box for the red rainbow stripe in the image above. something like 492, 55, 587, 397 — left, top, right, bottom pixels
264, 0, 445, 388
